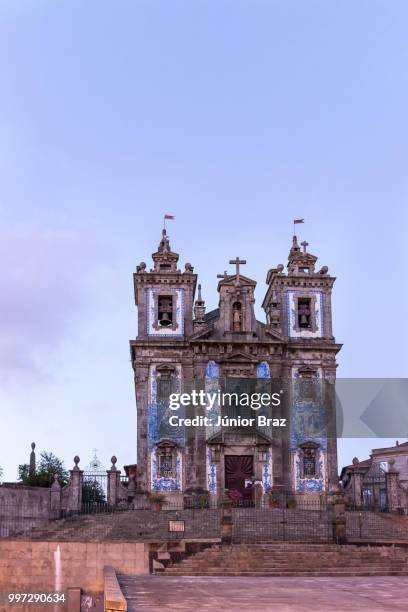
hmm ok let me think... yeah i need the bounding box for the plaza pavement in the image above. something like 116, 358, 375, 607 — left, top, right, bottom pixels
121, 575, 408, 611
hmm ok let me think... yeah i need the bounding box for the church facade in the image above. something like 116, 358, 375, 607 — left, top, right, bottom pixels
130, 230, 341, 501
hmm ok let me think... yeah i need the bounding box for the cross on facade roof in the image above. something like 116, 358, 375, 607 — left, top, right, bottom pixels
229, 257, 246, 282
301, 241, 309, 254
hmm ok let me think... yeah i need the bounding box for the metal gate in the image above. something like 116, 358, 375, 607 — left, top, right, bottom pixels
346, 511, 408, 542
360, 464, 388, 511
82, 472, 108, 511
232, 507, 333, 543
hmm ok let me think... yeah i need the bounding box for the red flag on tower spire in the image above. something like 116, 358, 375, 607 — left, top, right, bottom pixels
293, 218, 304, 235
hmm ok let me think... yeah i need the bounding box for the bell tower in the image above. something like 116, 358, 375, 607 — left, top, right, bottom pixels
262, 235, 335, 340
131, 229, 197, 494
133, 229, 197, 339
262, 235, 341, 493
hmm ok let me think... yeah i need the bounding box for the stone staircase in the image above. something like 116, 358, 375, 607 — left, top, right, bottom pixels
346, 511, 408, 542
10, 508, 221, 541
160, 543, 408, 577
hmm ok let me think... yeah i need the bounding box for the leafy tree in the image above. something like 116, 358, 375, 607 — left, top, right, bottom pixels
18, 451, 69, 487
82, 479, 106, 504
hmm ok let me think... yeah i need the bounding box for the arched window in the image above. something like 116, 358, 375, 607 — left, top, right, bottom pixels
156, 440, 178, 479
299, 441, 320, 479
157, 295, 173, 327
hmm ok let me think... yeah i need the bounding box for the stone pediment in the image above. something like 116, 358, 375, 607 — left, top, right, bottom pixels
221, 351, 259, 363
297, 364, 318, 375
265, 328, 284, 341
218, 273, 257, 288
190, 327, 214, 340
207, 430, 272, 444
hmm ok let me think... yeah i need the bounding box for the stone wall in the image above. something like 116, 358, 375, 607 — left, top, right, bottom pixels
0, 485, 52, 537
0, 458, 86, 539
0, 484, 51, 513
0, 541, 149, 594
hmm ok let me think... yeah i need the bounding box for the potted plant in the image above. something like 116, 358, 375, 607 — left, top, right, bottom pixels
287, 497, 297, 509
199, 494, 209, 509
149, 493, 165, 511
225, 488, 242, 507
268, 490, 280, 508
184, 486, 210, 509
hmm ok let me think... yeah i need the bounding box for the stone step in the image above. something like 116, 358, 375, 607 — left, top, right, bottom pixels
159, 542, 408, 578
166, 562, 407, 571
174, 552, 407, 560
227, 544, 401, 549
187, 549, 402, 557
176, 559, 407, 568
179, 557, 408, 567
160, 570, 408, 577
161, 565, 408, 574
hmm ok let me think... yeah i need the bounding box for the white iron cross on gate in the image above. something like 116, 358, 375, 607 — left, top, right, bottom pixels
229, 257, 247, 284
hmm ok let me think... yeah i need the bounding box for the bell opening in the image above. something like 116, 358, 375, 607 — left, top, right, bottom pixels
298, 298, 311, 329
158, 295, 173, 327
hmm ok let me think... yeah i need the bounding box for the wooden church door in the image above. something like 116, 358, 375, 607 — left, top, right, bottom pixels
224, 455, 253, 496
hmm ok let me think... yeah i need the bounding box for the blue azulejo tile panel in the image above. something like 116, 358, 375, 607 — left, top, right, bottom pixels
205, 361, 221, 438
206, 448, 217, 494
294, 448, 326, 493
262, 449, 272, 492
256, 361, 271, 379
147, 364, 185, 451
151, 450, 182, 492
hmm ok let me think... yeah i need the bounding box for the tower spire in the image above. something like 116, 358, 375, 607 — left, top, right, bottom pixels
291, 234, 300, 253
151, 227, 179, 272
194, 283, 206, 323
158, 228, 171, 253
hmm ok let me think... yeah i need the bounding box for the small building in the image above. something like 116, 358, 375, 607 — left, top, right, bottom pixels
340, 441, 408, 511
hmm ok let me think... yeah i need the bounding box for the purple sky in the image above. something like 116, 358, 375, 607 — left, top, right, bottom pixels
0, 1, 407, 480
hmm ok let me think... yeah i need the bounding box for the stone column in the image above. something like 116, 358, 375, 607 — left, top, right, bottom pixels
67, 456, 83, 514
134, 366, 149, 493
221, 502, 233, 544
350, 470, 365, 508
254, 482, 263, 508
324, 373, 339, 492
127, 476, 136, 502
50, 474, 62, 519
328, 491, 347, 544
386, 463, 400, 512
107, 456, 120, 506
29, 442, 36, 477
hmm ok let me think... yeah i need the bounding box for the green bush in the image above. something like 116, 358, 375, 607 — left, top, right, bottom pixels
18, 451, 69, 488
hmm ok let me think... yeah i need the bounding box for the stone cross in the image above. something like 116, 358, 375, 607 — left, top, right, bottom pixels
229, 257, 246, 282
301, 241, 309, 254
